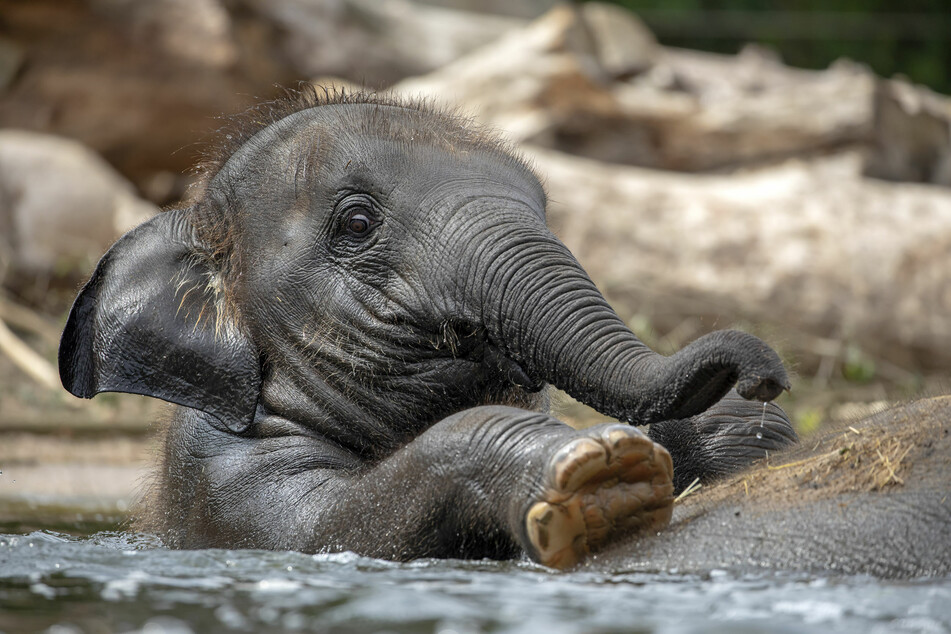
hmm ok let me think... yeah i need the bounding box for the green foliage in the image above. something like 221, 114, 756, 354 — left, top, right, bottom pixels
794, 407, 824, 435
588, 0, 951, 93
842, 344, 876, 383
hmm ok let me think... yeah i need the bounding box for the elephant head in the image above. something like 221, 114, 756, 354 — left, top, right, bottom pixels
60, 89, 789, 459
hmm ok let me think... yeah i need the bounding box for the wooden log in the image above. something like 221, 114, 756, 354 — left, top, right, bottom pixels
0, 294, 60, 348
865, 78, 951, 186
0, 316, 58, 390
393, 5, 876, 172
528, 145, 951, 370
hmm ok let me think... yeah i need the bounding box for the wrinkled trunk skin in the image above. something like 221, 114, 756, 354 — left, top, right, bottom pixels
477, 225, 788, 425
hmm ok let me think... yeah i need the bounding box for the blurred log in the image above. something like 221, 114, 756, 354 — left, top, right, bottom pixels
528, 146, 951, 370
394, 5, 875, 171
602, 49, 875, 171
241, 0, 523, 88
93, 0, 239, 69
0, 0, 526, 198
0, 316, 58, 390
0, 294, 60, 348
393, 5, 622, 144
415, 0, 558, 19
865, 78, 951, 186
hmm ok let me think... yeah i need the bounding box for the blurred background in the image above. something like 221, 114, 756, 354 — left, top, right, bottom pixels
1, 0, 950, 529
612, 0, 950, 94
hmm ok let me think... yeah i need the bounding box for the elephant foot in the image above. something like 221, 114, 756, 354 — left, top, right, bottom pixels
524, 424, 674, 570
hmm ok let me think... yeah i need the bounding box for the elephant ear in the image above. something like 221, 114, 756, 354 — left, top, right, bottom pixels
58, 208, 260, 433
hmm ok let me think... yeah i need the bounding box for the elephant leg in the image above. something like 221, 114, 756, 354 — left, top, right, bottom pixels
148, 406, 674, 569
646, 389, 798, 493
313, 406, 674, 568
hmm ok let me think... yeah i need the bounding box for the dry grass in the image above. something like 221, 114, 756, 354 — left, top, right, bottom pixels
758, 432, 913, 491
676, 396, 951, 514
673, 477, 702, 504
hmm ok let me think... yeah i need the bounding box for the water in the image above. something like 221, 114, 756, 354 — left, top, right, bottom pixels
757, 401, 767, 440
1, 531, 949, 633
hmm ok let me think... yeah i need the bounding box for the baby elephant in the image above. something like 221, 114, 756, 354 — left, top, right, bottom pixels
59, 89, 796, 569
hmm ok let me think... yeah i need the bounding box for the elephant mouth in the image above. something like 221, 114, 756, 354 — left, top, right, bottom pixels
480, 343, 544, 392
428, 319, 543, 393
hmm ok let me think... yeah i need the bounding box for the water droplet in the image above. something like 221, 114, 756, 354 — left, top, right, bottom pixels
756, 432, 763, 440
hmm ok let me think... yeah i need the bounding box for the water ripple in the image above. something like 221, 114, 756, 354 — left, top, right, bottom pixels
0, 530, 948, 634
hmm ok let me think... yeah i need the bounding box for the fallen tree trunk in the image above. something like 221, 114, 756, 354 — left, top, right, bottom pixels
529, 146, 951, 371
393, 4, 877, 172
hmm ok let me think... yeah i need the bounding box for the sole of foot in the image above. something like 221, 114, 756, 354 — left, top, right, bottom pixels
525, 424, 674, 569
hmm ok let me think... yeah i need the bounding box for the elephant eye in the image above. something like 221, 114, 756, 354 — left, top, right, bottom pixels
346, 211, 376, 237
335, 193, 381, 243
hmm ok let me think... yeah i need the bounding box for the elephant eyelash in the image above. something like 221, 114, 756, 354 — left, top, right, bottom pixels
333, 193, 383, 244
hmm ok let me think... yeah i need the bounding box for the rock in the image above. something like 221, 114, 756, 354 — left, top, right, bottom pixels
92, 0, 239, 69
0, 131, 157, 284
0, 0, 287, 201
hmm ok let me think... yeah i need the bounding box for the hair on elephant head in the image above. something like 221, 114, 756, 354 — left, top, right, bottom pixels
59, 87, 796, 566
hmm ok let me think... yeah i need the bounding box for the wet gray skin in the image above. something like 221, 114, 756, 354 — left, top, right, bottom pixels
58, 89, 799, 569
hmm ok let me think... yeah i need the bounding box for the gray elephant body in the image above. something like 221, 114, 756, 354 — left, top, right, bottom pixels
596, 397, 951, 578
61, 89, 800, 569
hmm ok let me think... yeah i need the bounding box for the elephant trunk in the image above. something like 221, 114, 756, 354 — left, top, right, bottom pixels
477, 226, 788, 425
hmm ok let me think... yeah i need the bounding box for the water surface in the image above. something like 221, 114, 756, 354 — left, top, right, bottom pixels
1, 530, 949, 633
